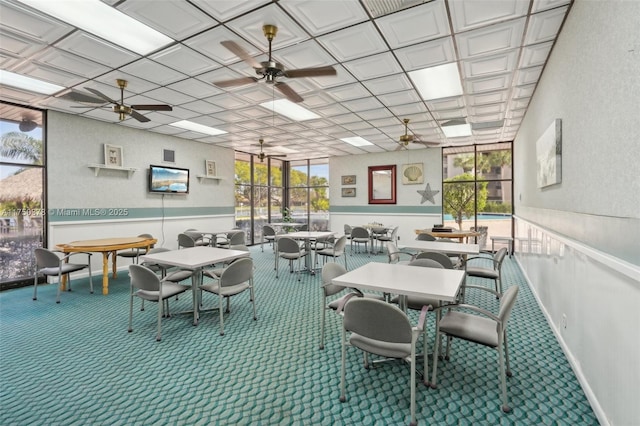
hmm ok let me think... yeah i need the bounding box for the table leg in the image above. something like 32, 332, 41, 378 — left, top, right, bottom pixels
101, 252, 109, 295
111, 251, 118, 278
192, 269, 201, 326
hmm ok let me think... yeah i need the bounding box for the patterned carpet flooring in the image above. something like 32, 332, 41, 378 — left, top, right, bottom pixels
0, 245, 598, 425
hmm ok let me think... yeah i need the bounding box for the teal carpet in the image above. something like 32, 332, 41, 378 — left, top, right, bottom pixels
0, 245, 598, 425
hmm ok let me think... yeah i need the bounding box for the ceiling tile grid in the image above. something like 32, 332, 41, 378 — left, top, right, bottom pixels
0, 0, 573, 160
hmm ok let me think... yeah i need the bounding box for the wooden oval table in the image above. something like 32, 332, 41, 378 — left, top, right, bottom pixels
414, 228, 480, 243
56, 236, 157, 295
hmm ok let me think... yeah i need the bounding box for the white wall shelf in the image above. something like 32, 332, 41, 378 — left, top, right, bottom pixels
196, 175, 224, 182
88, 163, 137, 178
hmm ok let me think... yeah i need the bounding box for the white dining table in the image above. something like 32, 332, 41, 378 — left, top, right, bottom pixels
331, 262, 465, 303
275, 231, 335, 274
140, 246, 250, 325
399, 240, 479, 258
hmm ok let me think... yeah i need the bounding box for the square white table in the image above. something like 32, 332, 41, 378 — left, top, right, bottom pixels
140, 246, 250, 325
332, 262, 465, 302
275, 231, 335, 274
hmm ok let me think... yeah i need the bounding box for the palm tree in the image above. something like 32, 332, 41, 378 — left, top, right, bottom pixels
0, 132, 43, 164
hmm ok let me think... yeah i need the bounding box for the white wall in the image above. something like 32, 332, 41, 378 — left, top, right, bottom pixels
513, 1, 640, 424
329, 148, 443, 243
46, 111, 236, 272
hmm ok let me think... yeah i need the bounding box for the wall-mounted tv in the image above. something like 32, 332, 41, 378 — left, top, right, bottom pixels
148, 164, 189, 194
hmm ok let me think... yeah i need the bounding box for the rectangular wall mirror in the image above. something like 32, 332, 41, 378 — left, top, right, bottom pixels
368, 165, 396, 204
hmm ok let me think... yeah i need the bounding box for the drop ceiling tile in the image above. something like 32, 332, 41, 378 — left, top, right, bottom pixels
342, 52, 403, 81
531, 0, 571, 13
315, 103, 350, 117
184, 26, 261, 65
375, 1, 450, 48
456, 18, 526, 59
276, 40, 337, 70
305, 64, 356, 89
362, 74, 414, 95
394, 37, 456, 71
329, 113, 361, 125
519, 41, 553, 68
32, 47, 110, 78
189, 0, 269, 22
388, 102, 429, 117
0, 85, 44, 104
510, 98, 531, 109
54, 32, 140, 68
525, 6, 569, 45
0, 1, 73, 44
0, 29, 46, 57
324, 83, 370, 102
300, 92, 336, 109
426, 96, 466, 111
376, 90, 422, 107
117, 0, 215, 40
279, 0, 367, 36
512, 84, 535, 99
0, 50, 22, 70
150, 45, 219, 76
514, 66, 542, 85
466, 90, 509, 106
431, 108, 467, 120
317, 22, 387, 62
465, 73, 512, 93
235, 106, 272, 120
119, 59, 187, 85
226, 4, 307, 51
470, 103, 505, 116
94, 72, 158, 94
342, 97, 385, 113
14, 61, 86, 87
462, 50, 518, 79
143, 87, 195, 106
449, 0, 529, 32
204, 93, 251, 109
166, 78, 222, 99
357, 108, 394, 121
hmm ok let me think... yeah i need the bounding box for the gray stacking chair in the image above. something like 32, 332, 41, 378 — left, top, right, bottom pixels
261, 225, 277, 252
391, 258, 445, 313
117, 233, 154, 264
465, 247, 508, 294
177, 233, 197, 249
276, 236, 308, 281
349, 226, 370, 255
416, 233, 437, 241
319, 263, 383, 349
33, 247, 93, 303
374, 226, 398, 254
315, 235, 347, 270
199, 257, 256, 336
431, 285, 519, 413
217, 229, 246, 248
414, 251, 456, 269
339, 297, 430, 426
128, 264, 189, 342
385, 241, 414, 265
203, 245, 250, 281
184, 229, 212, 246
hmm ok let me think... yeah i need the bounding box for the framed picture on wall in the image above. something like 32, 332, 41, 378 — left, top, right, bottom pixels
342, 188, 356, 197
368, 165, 396, 204
104, 144, 123, 167
341, 175, 356, 185
206, 160, 217, 177
401, 163, 424, 185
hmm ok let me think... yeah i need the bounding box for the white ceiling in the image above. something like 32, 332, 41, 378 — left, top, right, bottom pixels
0, 0, 572, 161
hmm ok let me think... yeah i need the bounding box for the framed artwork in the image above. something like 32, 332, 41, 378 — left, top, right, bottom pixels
205, 160, 217, 177
368, 164, 396, 204
341, 175, 356, 185
401, 163, 424, 185
104, 144, 123, 167
536, 119, 562, 188
341, 187, 356, 197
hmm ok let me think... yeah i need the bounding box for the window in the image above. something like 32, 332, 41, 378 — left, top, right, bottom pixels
442, 142, 512, 250
0, 102, 45, 289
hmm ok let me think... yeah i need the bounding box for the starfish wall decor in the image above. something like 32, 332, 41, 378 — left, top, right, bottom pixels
418, 183, 439, 204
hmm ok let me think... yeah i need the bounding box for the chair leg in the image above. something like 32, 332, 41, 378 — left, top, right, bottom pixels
33, 273, 39, 300
320, 302, 326, 349
128, 292, 134, 333
250, 282, 257, 321
410, 342, 417, 426
339, 327, 347, 402
218, 294, 225, 336
498, 335, 510, 412
156, 297, 163, 342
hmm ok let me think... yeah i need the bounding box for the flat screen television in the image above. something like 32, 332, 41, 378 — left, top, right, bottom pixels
148, 164, 189, 194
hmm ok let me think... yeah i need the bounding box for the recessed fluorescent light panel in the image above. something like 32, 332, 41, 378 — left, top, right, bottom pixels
260, 99, 320, 121
15, 0, 173, 55
0, 70, 65, 95
409, 62, 463, 101
169, 120, 227, 136
340, 136, 373, 147
442, 123, 472, 138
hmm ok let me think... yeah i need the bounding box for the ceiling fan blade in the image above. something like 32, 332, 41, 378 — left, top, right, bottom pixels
212, 76, 259, 88
131, 104, 172, 111
59, 90, 105, 104
221, 40, 262, 69
267, 153, 287, 158
86, 88, 117, 104
130, 110, 151, 123
416, 140, 442, 147
274, 82, 303, 103
394, 144, 405, 151
284, 66, 337, 78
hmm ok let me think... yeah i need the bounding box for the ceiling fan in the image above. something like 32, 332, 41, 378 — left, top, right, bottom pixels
257, 138, 287, 162
62, 79, 172, 123
19, 114, 38, 132
213, 25, 337, 103
395, 118, 442, 150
